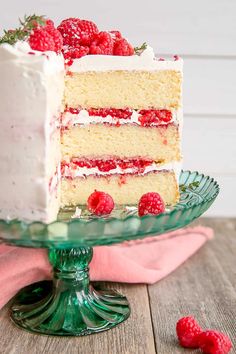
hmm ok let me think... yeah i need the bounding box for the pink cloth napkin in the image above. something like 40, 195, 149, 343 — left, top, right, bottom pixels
0, 226, 213, 309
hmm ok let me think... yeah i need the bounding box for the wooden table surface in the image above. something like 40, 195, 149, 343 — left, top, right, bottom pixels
0, 218, 235, 354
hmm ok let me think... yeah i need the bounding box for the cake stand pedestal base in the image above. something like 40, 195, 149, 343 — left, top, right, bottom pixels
10, 247, 130, 336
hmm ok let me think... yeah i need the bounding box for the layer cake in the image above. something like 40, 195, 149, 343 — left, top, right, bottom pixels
0, 16, 183, 222
61, 46, 182, 209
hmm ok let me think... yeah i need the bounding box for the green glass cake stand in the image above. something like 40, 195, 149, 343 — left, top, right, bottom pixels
0, 171, 219, 336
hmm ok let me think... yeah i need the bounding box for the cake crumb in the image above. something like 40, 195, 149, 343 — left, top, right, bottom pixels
71, 207, 82, 219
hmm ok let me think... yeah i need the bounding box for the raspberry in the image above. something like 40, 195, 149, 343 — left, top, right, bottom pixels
113, 38, 134, 56
58, 18, 98, 46
63, 45, 89, 59
65, 107, 80, 114
72, 158, 92, 169
138, 192, 165, 217
90, 31, 114, 55
174, 55, 180, 61
109, 30, 122, 40
88, 108, 132, 119
96, 160, 117, 172
117, 158, 152, 171
198, 330, 232, 354
157, 109, 173, 122
176, 316, 203, 348
138, 111, 159, 126
43, 19, 63, 52
28, 18, 63, 53
71, 158, 154, 174
29, 28, 55, 52
47, 28, 63, 52
87, 190, 114, 216
45, 19, 55, 30
138, 109, 172, 127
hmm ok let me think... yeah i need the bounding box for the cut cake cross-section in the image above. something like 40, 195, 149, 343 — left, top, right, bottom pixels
0, 16, 183, 222
61, 46, 183, 208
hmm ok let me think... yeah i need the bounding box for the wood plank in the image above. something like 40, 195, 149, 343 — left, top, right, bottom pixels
194, 218, 236, 288
2, 0, 236, 56
182, 115, 236, 217
148, 218, 236, 353
183, 116, 236, 174
0, 219, 235, 353
200, 175, 236, 217
0, 283, 155, 354
183, 58, 236, 115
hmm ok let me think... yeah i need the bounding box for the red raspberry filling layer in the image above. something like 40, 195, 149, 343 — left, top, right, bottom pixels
138, 109, 172, 126
61, 157, 154, 176
64, 108, 173, 126
88, 108, 133, 119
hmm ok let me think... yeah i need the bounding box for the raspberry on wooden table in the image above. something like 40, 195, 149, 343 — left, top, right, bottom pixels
87, 191, 115, 216
138, 192, 165, 217
198, 330, 232, 354
57, 18, 99, 47
176, 316, 203, 348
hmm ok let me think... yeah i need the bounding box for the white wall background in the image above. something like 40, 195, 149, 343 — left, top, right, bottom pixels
1, 0, 236, 216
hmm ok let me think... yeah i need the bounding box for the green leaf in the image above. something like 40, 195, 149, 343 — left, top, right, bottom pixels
0, 14, 46, 45
134, 42, 147, 55
179, 184, 187, 192
180, 181, 200, 193
189, 181, 200, 190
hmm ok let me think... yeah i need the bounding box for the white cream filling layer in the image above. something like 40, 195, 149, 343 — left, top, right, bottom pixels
63, 161, 182, 182
69, 45, 183, 73
62, 109, 180, 127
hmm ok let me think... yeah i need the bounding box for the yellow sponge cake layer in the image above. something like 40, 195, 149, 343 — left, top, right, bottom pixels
61, 171, 179, 207
65, 70, 182, 110
61, 124, 181, 163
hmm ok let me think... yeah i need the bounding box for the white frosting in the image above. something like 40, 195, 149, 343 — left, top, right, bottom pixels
62, 109, 180, 127
69, 45, 183, 72
0, 41, 65, 222
63, 160, 182, 182
0, 41, 64, 74
49, 164, 61, 194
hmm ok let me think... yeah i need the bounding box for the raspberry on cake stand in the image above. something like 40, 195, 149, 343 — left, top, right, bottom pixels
0, 171, 219, 336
